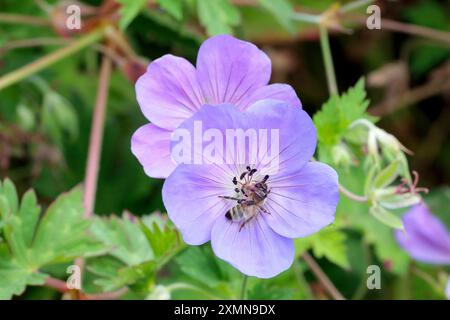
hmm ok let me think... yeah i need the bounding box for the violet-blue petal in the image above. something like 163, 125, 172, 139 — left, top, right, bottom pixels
211, 215, 294, 278
196, 35, 271, 106
135, 54, 204, 130
238, 83, 302, 111
173, 101, 316, 174
395, 204, 450, 264
162, 164, 233, 245
244, 99, 316, 174
264, 162, 339, 238
131, 124, 176, 178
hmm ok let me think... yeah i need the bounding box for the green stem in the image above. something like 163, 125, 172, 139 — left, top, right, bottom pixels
319, 25, 338, 95
239, 275, 248, 300
339, 0, 375, 14
0, 13, 50, 26
0, 27, 106, 91
291, 12, 321, 24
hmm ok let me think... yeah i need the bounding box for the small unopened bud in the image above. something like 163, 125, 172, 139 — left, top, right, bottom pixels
331, 143, 352, 167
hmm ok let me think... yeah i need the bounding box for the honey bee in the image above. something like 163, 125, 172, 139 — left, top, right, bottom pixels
220, 167, 270, 231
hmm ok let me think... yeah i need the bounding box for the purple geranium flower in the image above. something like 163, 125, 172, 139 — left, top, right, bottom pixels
395, 203, 450, 265
162, 100, 339, 278
131, 35, 301, 178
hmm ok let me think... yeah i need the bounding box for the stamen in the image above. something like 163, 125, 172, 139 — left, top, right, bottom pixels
240, 171, 247, 180
232, 177, 237, 185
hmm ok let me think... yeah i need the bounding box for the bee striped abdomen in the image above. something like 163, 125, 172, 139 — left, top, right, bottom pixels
226, 205, 245, 222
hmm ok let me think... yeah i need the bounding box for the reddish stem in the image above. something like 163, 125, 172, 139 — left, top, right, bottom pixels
83, 54, 112, 218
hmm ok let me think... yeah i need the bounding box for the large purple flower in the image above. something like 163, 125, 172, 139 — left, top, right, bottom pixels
395, 204, 450, 265
162, 101, 339, 278
131, 35, 301, 178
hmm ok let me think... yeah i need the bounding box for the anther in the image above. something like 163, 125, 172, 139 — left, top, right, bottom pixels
234, 188, 240, 193
232, 177, 237, 185
240, 172, 247, 180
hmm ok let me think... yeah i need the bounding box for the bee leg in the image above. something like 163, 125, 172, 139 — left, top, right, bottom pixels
219, 196, 240, 201
259, 206, 270, 215
239, 215, 256, 232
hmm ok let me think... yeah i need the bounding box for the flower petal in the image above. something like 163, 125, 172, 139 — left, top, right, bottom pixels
135, 54, 204, 130
244, 99, 316, 175
172, 101, 316, 175
239, 83, 302, 110
395, 204, 450, 264
162, 164, 233, 245
196, 35, 271, 107
211, 215, 294, 278
131, 124, 177, 178
264, 162, 339, 238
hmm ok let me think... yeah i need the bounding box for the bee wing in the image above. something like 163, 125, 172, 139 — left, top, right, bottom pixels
242, 205, 258, 220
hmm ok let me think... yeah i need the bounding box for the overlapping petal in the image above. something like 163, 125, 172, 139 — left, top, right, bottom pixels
131, 124, 176, 178
135, 55, 204, 130
133, 35, 303, 179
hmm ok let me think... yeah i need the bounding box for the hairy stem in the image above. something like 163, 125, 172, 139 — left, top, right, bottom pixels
339, 184, 368, 202
0, 27, 106, 91
44, 277, 70, 293
319, 25, 338, 95
302, 252, 345, 300
75, 53, 112, 288
83, 53, 112, 218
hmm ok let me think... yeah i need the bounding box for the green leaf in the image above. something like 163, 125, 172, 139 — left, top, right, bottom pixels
370, 205, 404, 230
90, 214, 153, 266
157, 0, 183, 20
0, 244, 46, 300
295, 228, 350, 269
314, 78, 374, 150
1, 179, 19, 215
117, 0, 148, 30
247, 282, 293, 300
140, 214, 182, 262
197, 0, 241, 35
175, 245, 239, 289
88, 213, 184, 294
373, 160, 400, 189
41, 91, 79, 146
31, 187, 102, 266
258, 0, 294, 32
0, 180, 104, 299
